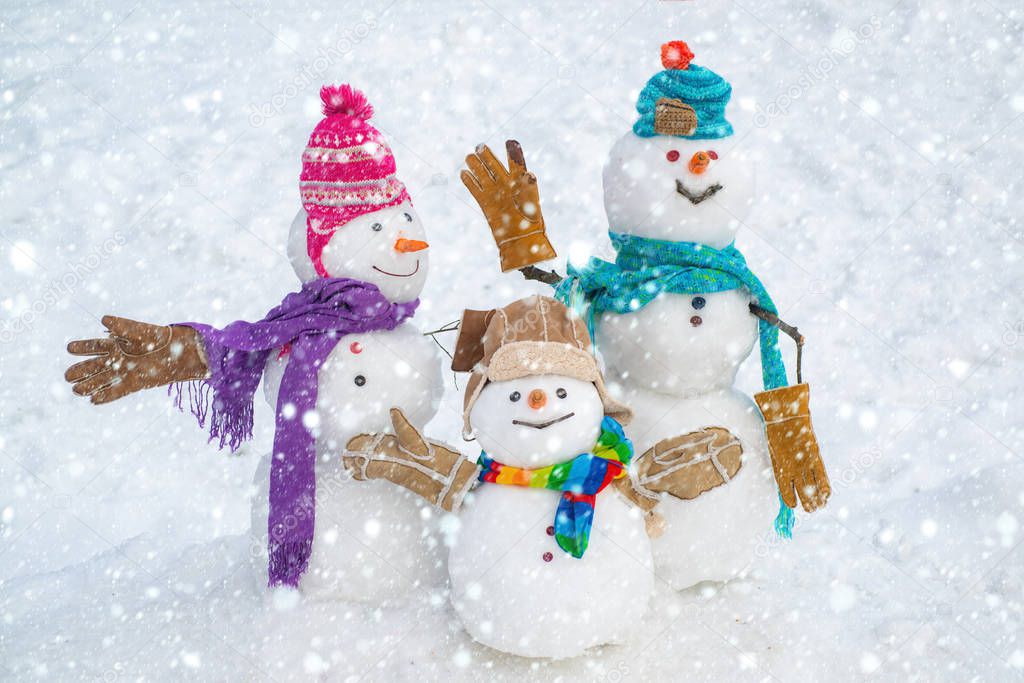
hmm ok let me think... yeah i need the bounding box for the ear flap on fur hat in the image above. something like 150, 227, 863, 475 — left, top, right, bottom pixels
451, 308, 495, 372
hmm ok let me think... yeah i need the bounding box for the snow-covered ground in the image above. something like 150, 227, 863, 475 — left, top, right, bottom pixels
2, 0, 1022, 680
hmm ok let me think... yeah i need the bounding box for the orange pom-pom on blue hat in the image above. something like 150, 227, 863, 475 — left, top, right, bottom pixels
660, 40, 695, 70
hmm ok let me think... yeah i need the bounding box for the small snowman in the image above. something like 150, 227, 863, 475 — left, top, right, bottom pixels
342, 295, 727, 658
64, 85, 445, 600
461, 42, 832, 591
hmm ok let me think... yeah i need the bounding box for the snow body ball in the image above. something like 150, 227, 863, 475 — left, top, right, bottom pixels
254, 324, 443, 601
594, 44, 779, 588
250, 86, 445, 599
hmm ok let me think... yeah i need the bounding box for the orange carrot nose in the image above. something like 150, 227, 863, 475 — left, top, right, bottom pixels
688, 151, 711, 175
528, 389, 547, 410
394, 238, 429, 253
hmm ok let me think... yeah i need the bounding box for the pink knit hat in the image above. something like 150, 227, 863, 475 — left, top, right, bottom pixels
300, 84, 411, 278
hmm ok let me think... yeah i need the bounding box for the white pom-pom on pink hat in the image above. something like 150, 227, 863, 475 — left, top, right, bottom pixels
319, 84, 374, 120
300, 84, 410, 278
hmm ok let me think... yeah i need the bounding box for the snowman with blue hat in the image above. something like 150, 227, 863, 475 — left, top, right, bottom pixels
461, 40, 832, 590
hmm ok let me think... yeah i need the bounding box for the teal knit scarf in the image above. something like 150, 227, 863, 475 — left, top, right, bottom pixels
553, 232, 794, 536
554, 233, 786, 390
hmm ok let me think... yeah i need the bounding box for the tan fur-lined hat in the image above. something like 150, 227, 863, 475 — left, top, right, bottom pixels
451, 295, 633, 436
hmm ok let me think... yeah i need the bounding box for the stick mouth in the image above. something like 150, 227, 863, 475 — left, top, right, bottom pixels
675, 179, 723, 205
512, 412, 575, 430
372, 260, 420, 278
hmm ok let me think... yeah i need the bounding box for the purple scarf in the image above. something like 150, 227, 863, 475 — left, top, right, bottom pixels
172, 277, 418, 586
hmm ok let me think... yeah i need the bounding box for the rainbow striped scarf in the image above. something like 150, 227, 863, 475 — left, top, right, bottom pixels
477, 416, 633, 558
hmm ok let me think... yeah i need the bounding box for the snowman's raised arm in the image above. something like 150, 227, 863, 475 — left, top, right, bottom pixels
342, 408, 480, 513
460, 140, 559, 276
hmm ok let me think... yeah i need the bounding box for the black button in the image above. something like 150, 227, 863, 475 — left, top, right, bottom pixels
691, 296, 706, 309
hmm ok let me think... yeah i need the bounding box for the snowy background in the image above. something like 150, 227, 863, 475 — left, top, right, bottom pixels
2, 0, 1022, 680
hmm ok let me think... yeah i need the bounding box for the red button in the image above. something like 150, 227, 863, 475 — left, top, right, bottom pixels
666, 150, 680, 162
546, 526, 554, 536
543, 552, 553, 562
690, 315, 703, 326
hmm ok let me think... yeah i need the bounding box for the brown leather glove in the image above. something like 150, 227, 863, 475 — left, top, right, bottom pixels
460, 140, 557, 272
615, 427, 744, 513
65, 315, 209, 404
755, 383, 831, 512
343, 408, 480, 512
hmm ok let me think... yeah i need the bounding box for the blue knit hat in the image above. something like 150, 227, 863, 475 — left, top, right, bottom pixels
633, 41, 734, 140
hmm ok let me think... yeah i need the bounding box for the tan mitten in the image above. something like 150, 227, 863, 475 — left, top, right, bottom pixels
343, 408, 480, 512
65, 315, 209, 404
616, 427, 744, 511
755, 383, 831, 512
460, 140, 557, 272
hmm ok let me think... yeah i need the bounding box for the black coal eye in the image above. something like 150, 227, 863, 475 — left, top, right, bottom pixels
691, 296, 706, 310
371, 223, 383, 232
354, 374, 366, 386
403, 212, 413, 222
509, 391, 521, 402
556, 388, 567, 399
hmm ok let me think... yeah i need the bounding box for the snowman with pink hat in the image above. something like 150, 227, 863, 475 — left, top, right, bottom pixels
64, 85, 445, 601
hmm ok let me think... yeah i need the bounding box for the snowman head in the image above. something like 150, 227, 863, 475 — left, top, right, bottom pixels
602, 41, 754, 249
470, 375, 605, 468
291, 84, 427, 302
452, 296, 632, 465
602, 134, 754, 249
287, 201, 428, 303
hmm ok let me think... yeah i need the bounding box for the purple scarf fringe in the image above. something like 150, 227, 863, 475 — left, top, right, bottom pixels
170, 277, 418, 587
170, 379, 254, 452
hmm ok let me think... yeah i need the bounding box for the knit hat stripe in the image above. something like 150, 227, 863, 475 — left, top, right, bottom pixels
301, 143, 391, 164
300, 178, 406, 209
301, 159, 397, 184
301, 176, 402, 189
